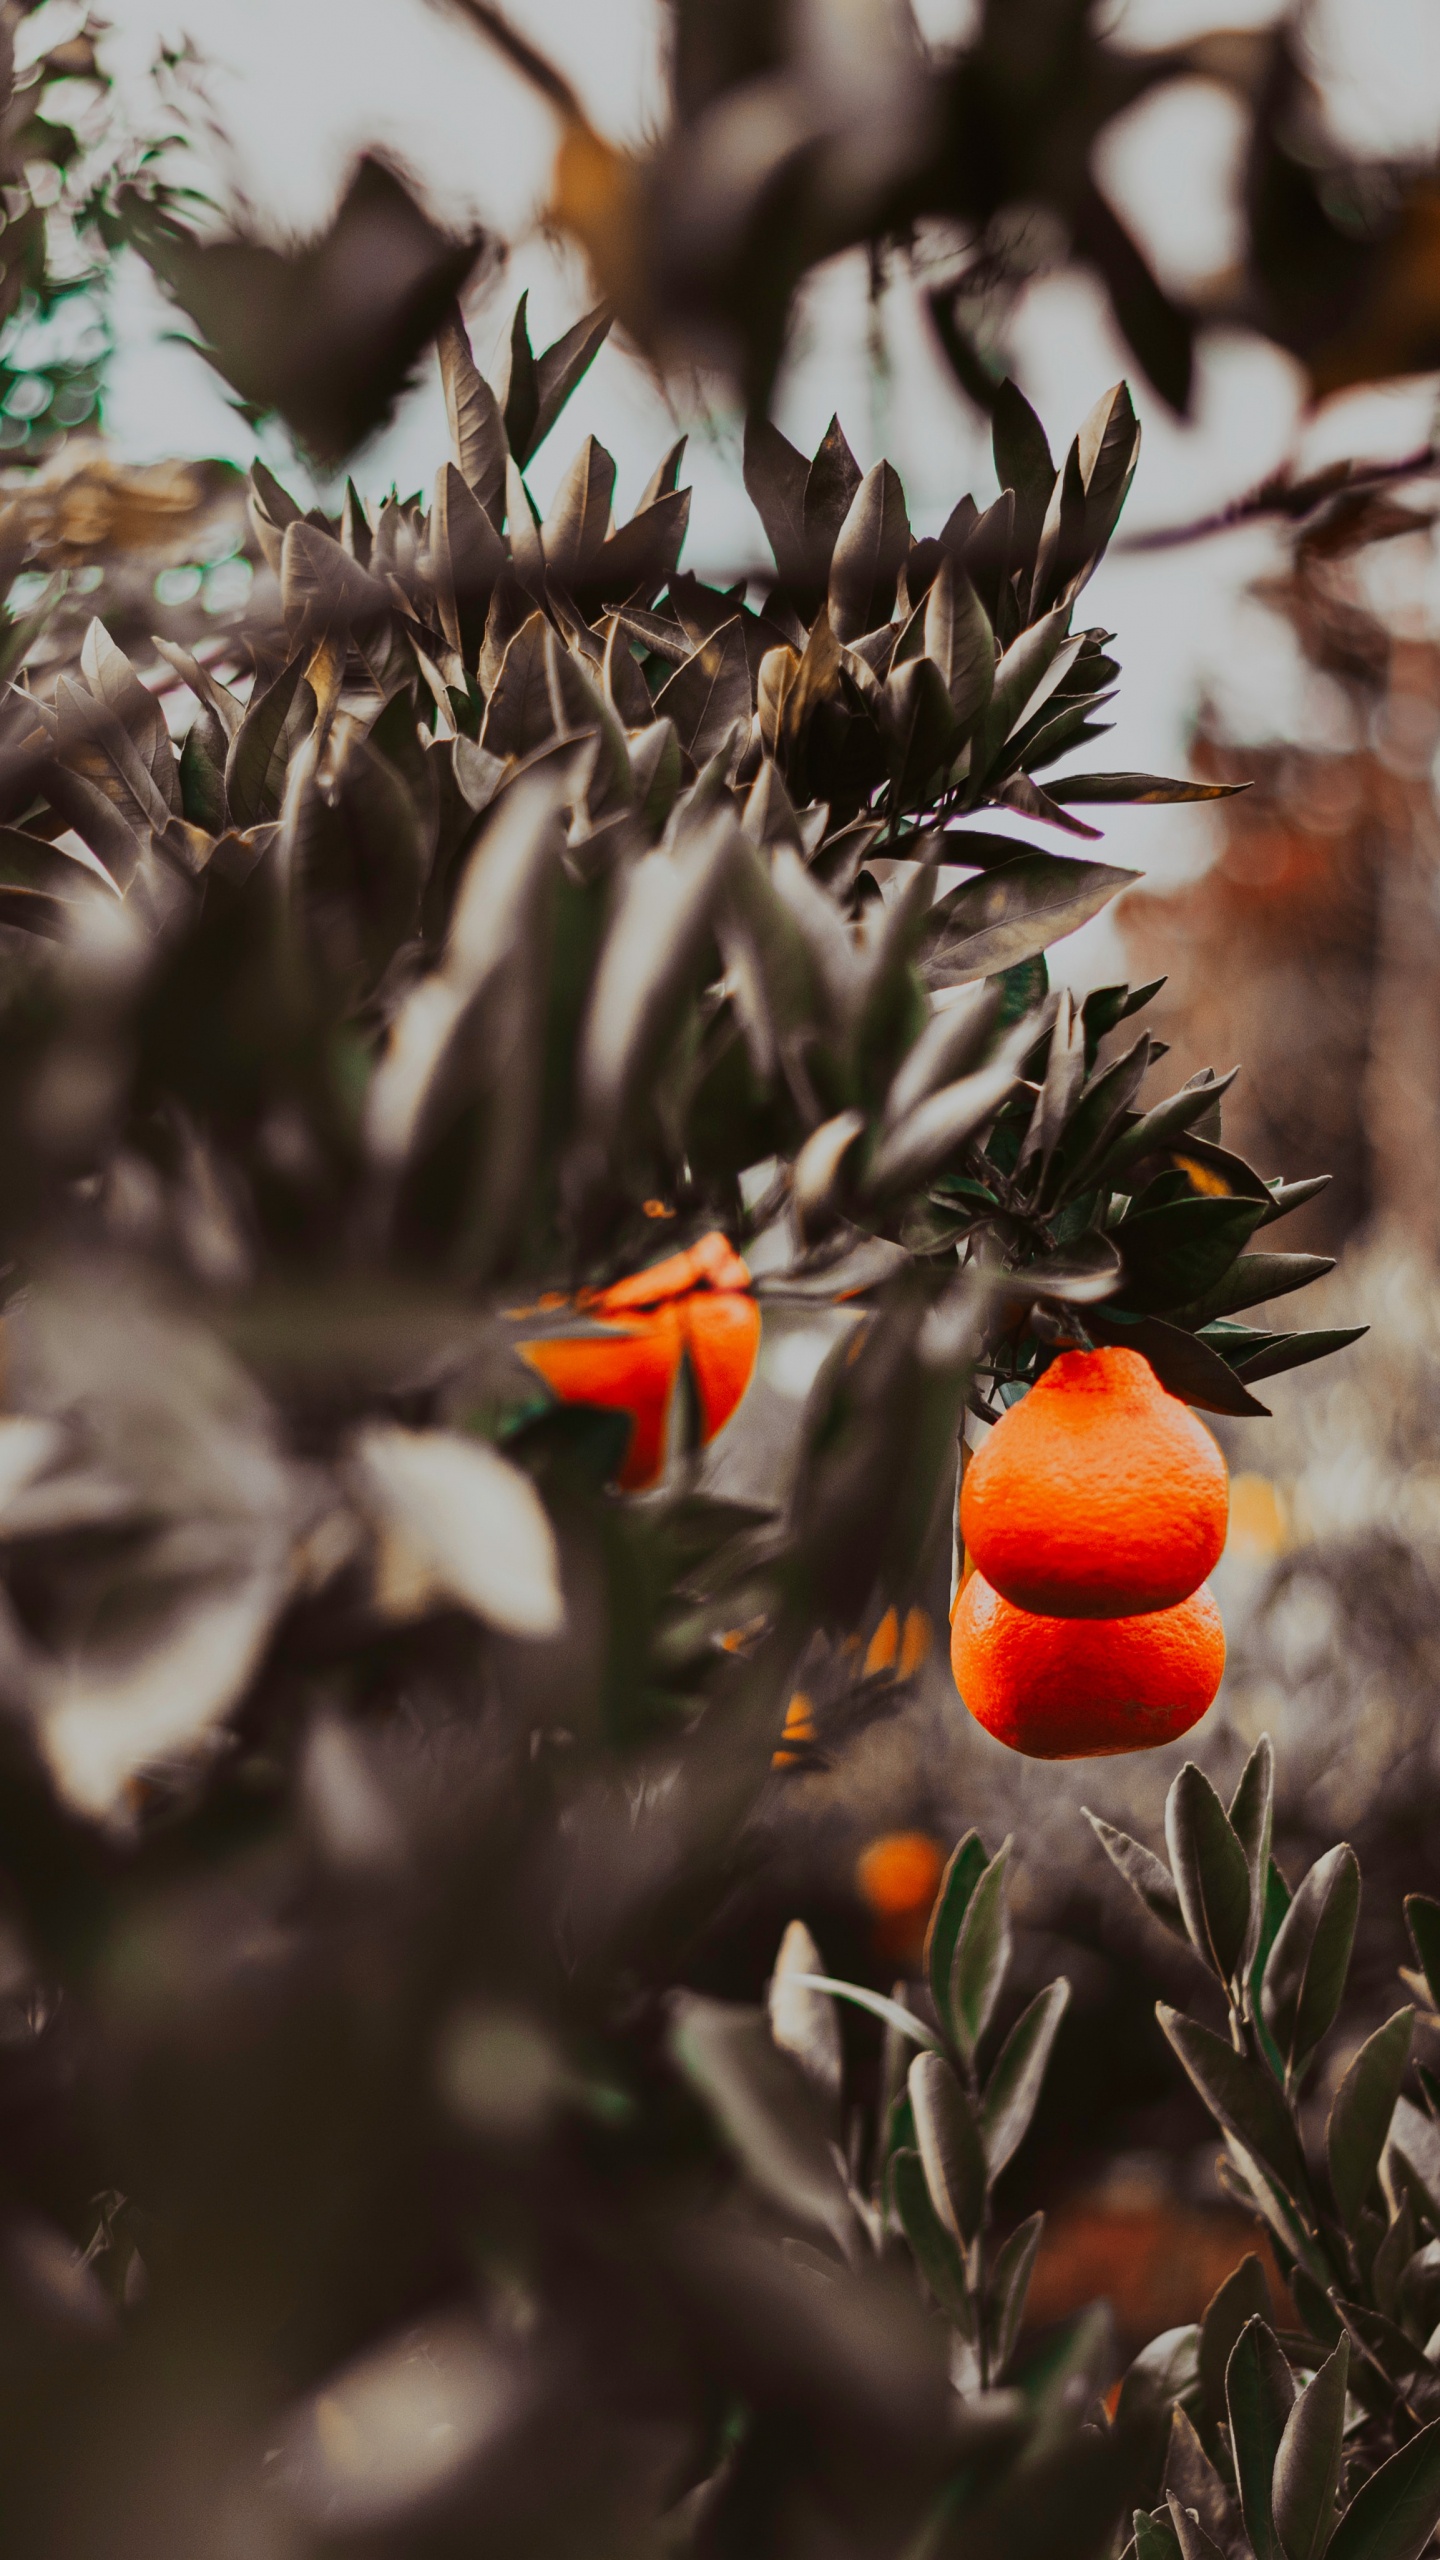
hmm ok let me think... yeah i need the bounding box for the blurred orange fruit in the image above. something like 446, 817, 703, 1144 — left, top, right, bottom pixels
951, 1572, 1224, 1760
857, 1831, 946, 1966
960, 1347, 1227, 1619
519, 1232, 759, 1492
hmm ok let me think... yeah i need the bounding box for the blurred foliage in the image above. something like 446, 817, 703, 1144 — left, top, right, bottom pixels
0, 36, 1393, 2556
435, 0, 1440, 426
0, 2, 113, 460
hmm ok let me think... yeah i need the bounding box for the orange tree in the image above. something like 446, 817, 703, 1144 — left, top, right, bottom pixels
0, 257, 1391, 2555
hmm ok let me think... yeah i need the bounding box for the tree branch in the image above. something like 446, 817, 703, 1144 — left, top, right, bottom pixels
1116, 442, 1440, 552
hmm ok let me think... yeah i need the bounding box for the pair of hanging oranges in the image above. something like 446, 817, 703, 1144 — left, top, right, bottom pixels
952, 1347, 1228, 1759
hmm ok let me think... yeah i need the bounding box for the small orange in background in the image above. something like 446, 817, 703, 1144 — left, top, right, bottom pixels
951, 1572, 1224, 1760
518, 1232, 760, 1492
960, 1347, 1228, 1619
857, 1831, 945, 1966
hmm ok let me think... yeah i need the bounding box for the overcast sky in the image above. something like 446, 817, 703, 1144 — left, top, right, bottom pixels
62, 0, 1440, 964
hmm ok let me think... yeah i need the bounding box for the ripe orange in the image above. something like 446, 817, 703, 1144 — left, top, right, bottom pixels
857, 1831, 946, 1965
950, 1571, 1224, 1760
518, 1232, 759, 1492
960, 1347, 1228, 1618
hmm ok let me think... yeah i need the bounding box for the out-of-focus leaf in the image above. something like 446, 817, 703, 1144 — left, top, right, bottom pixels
768, 1920, 843, 2131
353, 1424, 563, 1637
981, 1979, 1070, 2176
479, 612, 554, 761
987, 2211, 1044, 2376
921, 851, 1137, 985
124, 156, 484, 462
1408, 1894, 1440, 2011
863, 1030, 1031, 1200
1047, 771, 1248, 806
1164, 2407, 1246, 2558
909, 2049, 987, 2244
80, 620, 178, 813
1328, 2010, 1414, 2229
890, 2145, 973, 2329
669, 1993, 853, 2243
578, 807, 738, 1147
1261, 1843, 1360, 2085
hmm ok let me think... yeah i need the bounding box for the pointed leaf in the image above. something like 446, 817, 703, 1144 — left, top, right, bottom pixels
669, 1994, 853, 2242
1199, 2252, 1272, 2433
1226, 2315, 1294, 2560
981, 1979, 1071, 2176
1273, 2337, 1347, 2560
922, 850, 1137, 985
224, 652, 305, 829
890, 2144, 973, 2328
768, 1921, 842, 2130
1158, 2007, 1306, 2190
1262, 1844, 1360, 2083
1085, 1812, 1186, 1941
436, 300, 506, 526
828, 460, 911, 641
948, 1837, 1013, 2063
925, 1832, 988, 2036
1325, 2416, 1440, 2560
1328, 2010, 1414, 2229
1166, 1762, 1253, 1984
987, 2211, 1044, 2376
909, 2049, 987, 2243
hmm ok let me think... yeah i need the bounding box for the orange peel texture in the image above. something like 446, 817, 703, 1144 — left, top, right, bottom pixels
518, 1231, 759, 1492
959, 1346, 1228, 1618
950, 1571, 1225, 1761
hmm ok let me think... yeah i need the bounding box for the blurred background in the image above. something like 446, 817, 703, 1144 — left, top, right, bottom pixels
16, 0, 1440, 2355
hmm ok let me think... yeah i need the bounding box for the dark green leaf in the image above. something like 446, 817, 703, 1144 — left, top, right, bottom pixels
1230, 1736, 1275, 1980
1326, 2415, 1440, 2560
1327, 2009, 1414, 2229
1084, 1811, 1187, 1940
947, 1837, 1013, 2063
1047, 771, 1248, 805
926, 1831, 988, 2035
1092, 1069, 1240, 1189
1164, 2407, 1246, 2558
668, 1993, 853, 2242
987, 2211, 1044, 2376
224, 652, 305, 829
1225, 2315, 1294, 2560
1199, 2253, 1272, 2434
1174, 1253, 1336, 1325
909, 2049, 988, 2244
1165, 1763, 1254, 1983
1083, 1312, 1272, 1415
1158, 2007, 1307, 2190
1235, 1329, 1368, 1385
1261, 1844, 1360, 2085
1115, 1195, 1271, 1314
1407, 1895, 1440, 2012
890, 2145, 973, 2328
981, 1980, 1071, 2177
1133, 2512, 1183, 2560
921, 851, 1137, 986
1165, 2494, 1229, 2560
1272, 2337, 1347, 2560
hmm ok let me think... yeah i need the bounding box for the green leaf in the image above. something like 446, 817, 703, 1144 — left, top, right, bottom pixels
1084, 1311, 1272, 1416
1165, 2493, 1228, 2560
981, 1980, 1071, 2177
1085, 1812, 1187, 1941
1230, 1736, 1275, 1980
1046, 771, 1247, 805
1261, 1844, 1361, 2085
224, 651, 305, 829
909, 2049, 988, 2244
1117, 2323, 1202, 2434
922, 851, 1137, 986
1327, 2009, 1414, 2229
987, 2211, 1044, 2376
1407, 1895, 1440, 2011
890, 2144, 973, 2329
1133, 2513, 1183, 2560
1114, 1195, 1271, 1314
1250, 1857, 1294, 2082
1091, 1069, 1240, 1189
1163, 2406, 1247, 2555
789, 1975, 940, 2051
1226, 2315, 1294, 2560
1158, 2007, 1307, 2191
668, 1993, 853, 2243
1325, 2415, 1440, 2560
1234, 1329, 1369, 1385
925, 1830, 988, 2035
1055, 1033, 1153, 1185
1272, 2337, 1347, 2560
1199, 2252, 1272, 2434
947, 1836, 1014, 2064
1165, 1763, 1253, 1984
1174, 1253, 1336, 1326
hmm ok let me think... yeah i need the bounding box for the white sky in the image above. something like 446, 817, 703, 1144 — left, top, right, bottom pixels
61, 0, 1440, 973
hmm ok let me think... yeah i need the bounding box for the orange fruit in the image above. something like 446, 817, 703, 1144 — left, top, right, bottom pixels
518, 1232, 759, 1492
950, 1571, 1224, 1760
857, 1831, 946, 1964
959, 1347, 1227, 1618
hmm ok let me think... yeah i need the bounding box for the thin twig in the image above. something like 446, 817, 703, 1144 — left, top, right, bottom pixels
1116, 442, 1440, 553
429, 0, 583, 121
